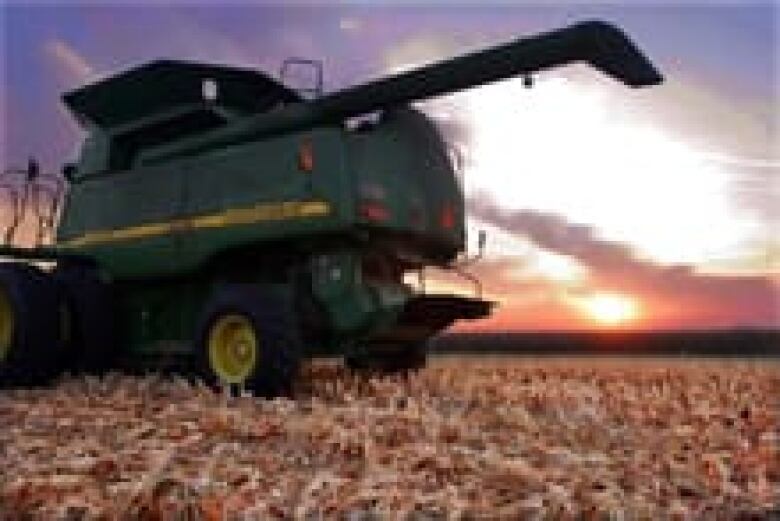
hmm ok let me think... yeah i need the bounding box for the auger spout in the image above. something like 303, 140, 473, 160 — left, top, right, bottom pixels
144, 20, 662, 164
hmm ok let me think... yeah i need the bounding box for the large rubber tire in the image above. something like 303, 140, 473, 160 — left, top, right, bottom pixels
52, 263, 116, 374
345, 342, 428, 373
0, 263, 67, 387
195, 285, 302, 398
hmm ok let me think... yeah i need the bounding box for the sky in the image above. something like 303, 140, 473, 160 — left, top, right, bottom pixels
1, 1, 777, 331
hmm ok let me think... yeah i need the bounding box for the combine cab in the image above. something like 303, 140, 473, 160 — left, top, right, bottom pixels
0, 21, 661, 394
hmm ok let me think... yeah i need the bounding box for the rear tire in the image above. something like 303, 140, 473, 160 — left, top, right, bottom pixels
195, 285, 301, 398
52, 263, 116, 374
0, 263, 67, 387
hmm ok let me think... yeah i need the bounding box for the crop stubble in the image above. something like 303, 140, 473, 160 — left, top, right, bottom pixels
0, 357, 778, 519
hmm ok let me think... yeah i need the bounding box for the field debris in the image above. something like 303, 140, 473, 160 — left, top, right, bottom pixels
1, 357, 778, 519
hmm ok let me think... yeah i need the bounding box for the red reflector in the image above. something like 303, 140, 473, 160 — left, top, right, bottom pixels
440, 204, 455, 229
298, 139, 314, 172
359, 201, 390, 222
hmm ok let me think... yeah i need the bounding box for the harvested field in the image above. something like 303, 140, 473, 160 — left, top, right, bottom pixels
1, 357, 778, 520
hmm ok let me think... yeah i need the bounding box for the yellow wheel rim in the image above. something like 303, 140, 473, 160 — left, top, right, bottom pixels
207, 314, 258, 385
0, 286, 14, 362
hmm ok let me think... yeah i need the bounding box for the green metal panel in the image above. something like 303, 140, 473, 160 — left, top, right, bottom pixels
57, 158, 184, 276
58, 126, 353, 278
116, 280, 203, 356
175, 126, 353, 269
345, 108, 464, 254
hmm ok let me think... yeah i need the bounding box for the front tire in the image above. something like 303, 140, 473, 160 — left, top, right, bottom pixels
195, 286, 301, 398
0, 263, 67, 387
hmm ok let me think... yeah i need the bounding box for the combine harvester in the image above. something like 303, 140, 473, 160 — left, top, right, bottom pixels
0, 21, 661, 395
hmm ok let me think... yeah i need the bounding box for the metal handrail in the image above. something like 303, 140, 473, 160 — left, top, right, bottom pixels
0, 162, 67, 247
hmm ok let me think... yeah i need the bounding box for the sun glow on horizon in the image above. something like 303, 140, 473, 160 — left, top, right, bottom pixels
579, 292, 640, 326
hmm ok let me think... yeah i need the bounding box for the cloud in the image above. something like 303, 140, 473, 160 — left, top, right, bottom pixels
585, 71, 778, 230
415, 68, 774, 271
374, 29, 774, 268
468, 195, 778, 329
380, 31, 486, 75
44, 39, 95, 83
339, 17, 362, 33
152, 14, 326, 90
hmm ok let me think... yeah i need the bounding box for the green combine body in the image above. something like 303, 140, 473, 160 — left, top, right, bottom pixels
0, 21, 661, 394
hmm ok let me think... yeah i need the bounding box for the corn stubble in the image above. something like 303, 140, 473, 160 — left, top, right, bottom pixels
0, 357, 778, 520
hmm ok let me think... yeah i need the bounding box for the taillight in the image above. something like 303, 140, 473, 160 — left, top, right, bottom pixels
440, 204, 455, 229
359, 200, 390, 222
298, 139, 314, 172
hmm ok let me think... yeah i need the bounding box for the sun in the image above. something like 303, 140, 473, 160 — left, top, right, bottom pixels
581, 293, 640, 326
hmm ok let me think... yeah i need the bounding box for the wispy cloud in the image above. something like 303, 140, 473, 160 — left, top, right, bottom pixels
339, 16, 362, 33
44, 39, 95, 83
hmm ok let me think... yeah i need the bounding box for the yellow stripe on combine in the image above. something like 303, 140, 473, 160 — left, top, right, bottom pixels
61, 200, 331, 248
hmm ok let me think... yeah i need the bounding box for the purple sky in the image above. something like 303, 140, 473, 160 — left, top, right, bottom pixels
1, 2, 777, 330
2, 3, 775, 169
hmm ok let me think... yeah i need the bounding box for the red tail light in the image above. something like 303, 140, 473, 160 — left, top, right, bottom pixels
440, 204, 455, 229
359, 200, 390, 222
298, 139, 314, 172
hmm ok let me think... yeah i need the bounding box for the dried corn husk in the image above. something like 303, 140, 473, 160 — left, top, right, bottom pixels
0, 357, 778, 519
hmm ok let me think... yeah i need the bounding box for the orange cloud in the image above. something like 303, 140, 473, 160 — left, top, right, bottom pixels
463, 196, 778, 330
